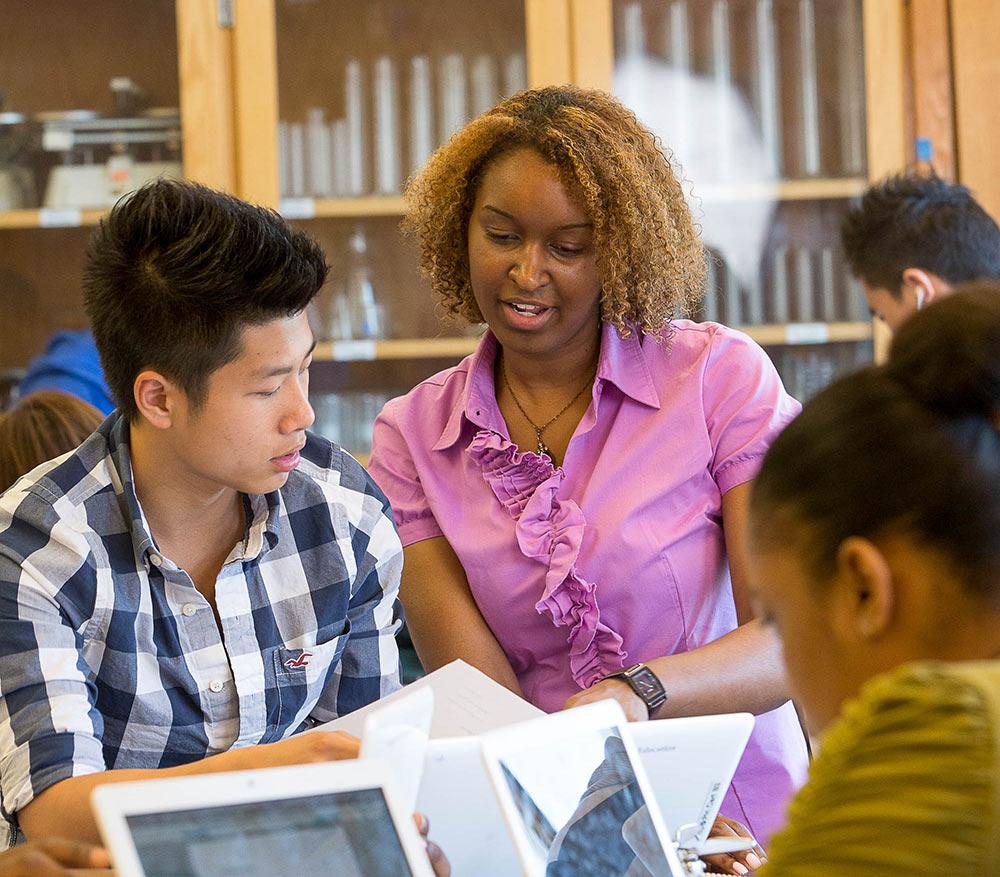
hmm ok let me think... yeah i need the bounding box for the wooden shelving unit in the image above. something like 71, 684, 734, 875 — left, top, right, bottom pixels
278, 177, 867, 223
0, 208, 106, 230
312, 322, 872, 363
692, 177, 868, 204
280, 195, 408, 220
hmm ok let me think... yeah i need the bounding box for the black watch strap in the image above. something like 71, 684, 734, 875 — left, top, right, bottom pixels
607, 663, 667, 716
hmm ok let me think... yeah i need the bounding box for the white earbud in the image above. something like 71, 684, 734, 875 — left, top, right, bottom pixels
914, 288, 926, 310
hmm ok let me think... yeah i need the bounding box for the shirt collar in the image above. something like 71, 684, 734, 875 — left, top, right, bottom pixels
595, 320, 661, 409
432, 322, 661, 452
106, 414, 282, 570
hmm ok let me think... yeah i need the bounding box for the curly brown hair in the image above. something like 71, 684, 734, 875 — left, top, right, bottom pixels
404, 85, 705, 335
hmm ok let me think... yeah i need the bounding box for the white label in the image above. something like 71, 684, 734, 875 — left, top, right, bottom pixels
39, 208, 83, 228
42, 128, 74, 151
785, 322, 830, 345
330, 339, 377, 361
279, 197, 316, 219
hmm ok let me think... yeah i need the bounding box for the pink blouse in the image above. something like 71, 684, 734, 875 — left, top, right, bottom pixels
368, 320, 809, 842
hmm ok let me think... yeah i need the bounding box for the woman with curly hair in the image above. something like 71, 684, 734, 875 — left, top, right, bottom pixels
368, 86, 807, 845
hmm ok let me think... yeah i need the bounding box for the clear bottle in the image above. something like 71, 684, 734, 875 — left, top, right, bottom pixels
344, 228, 385, 340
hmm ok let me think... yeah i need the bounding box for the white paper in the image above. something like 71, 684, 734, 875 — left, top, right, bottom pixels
628, 713, 754, 847
416, 737, 520, 877
361, 687, 434, 814
315, 659, 543, 740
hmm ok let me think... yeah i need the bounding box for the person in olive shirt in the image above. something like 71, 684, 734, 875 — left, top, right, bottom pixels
708, 283, 1000, 876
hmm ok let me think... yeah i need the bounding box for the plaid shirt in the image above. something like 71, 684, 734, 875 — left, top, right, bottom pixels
0, 415, 403, 824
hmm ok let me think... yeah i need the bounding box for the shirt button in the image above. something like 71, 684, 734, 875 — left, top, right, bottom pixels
182, 603, 198, 617
209, 680, 225, 693
148, 553, 162, 567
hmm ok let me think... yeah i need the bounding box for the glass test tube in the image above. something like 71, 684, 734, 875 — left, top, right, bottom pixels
703, 251, 720, 323
373, 56, 401, 195
724, 260, 742, 325
409, 55, 433, 176
332, 118, 349, 196
838, 2, 866, 175
471, 54, 499, 117
438, 53, 467, 143
794, 247, 814, 322
820, 247, 837, 322
667, 1, 691, 164
771, 245, 789, 323
277, 120, 291, 198
711, 0, 734, 180
288, 121, 306, 197
798, 0, 821, 176
307, 108, 332, 197
345, 59, 368, 195
503, 52, 527, 97
754, 0, 781, 177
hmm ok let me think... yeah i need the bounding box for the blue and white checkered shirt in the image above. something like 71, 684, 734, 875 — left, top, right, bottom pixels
0, 414, 403, 824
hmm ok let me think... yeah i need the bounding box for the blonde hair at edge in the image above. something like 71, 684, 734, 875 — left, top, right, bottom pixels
404, 85, 707, 336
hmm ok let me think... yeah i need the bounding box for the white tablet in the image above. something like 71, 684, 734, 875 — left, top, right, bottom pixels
481, 699, 686, 877
628, 712, 755, 851
91, 759, 434, 877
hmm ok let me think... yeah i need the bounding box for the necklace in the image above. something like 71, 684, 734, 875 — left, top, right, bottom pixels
501, 358, 594, 457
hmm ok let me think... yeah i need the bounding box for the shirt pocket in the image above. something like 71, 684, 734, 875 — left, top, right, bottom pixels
268, 621, 351, 735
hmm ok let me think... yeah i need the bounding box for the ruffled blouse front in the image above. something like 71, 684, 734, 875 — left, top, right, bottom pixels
468, 430, 627, 689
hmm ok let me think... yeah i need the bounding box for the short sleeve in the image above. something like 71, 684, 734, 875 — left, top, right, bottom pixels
367, 398, 443, 547
701, 327, 801, 494
760, 663, 995, 876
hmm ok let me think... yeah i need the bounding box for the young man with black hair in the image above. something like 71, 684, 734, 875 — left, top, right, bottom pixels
842, 171, 1000, 332
0, 181, 404, 845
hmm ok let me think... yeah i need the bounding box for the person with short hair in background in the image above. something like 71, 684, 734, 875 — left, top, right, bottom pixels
0, 390, 104, 493
841, 171, 1000, 332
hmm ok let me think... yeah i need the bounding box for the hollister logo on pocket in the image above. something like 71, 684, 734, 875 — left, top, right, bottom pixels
284, 651, 313, 669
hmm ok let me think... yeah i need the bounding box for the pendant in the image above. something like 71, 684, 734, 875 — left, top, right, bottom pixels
535, 430, 549, 457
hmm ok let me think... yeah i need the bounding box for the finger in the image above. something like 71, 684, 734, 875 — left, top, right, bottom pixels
701, 853, 746, 876
427, 840, 451, 877
413, 812, 429, 837
36, 838, 110, 869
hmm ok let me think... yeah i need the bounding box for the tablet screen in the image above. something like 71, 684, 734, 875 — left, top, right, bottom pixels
124, 787, 414, 877
496, 726, 676, 877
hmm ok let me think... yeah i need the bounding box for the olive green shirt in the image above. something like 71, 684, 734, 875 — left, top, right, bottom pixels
761, 661, 1000, 875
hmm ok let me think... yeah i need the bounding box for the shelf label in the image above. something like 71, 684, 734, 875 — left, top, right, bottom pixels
42, 129, 74, 152
39, 208, 83, 228
784, 322, 830, 345
280, 197, 316, 219
330, 339, 377, 361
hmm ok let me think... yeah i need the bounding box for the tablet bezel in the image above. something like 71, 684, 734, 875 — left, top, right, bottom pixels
480, 699, 686, 877
91, 758, 435, 877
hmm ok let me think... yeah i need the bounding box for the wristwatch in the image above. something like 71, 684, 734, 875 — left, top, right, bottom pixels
607, 663, 667, 717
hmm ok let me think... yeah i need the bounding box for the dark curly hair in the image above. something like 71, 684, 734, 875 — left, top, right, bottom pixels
841, 171, 1000, 297
403, 85, 705, 335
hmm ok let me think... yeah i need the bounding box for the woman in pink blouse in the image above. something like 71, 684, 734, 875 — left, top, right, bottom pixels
369, 86, 807, 847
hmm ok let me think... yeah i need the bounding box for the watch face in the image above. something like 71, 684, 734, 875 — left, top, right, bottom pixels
631, 668, 664, 700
